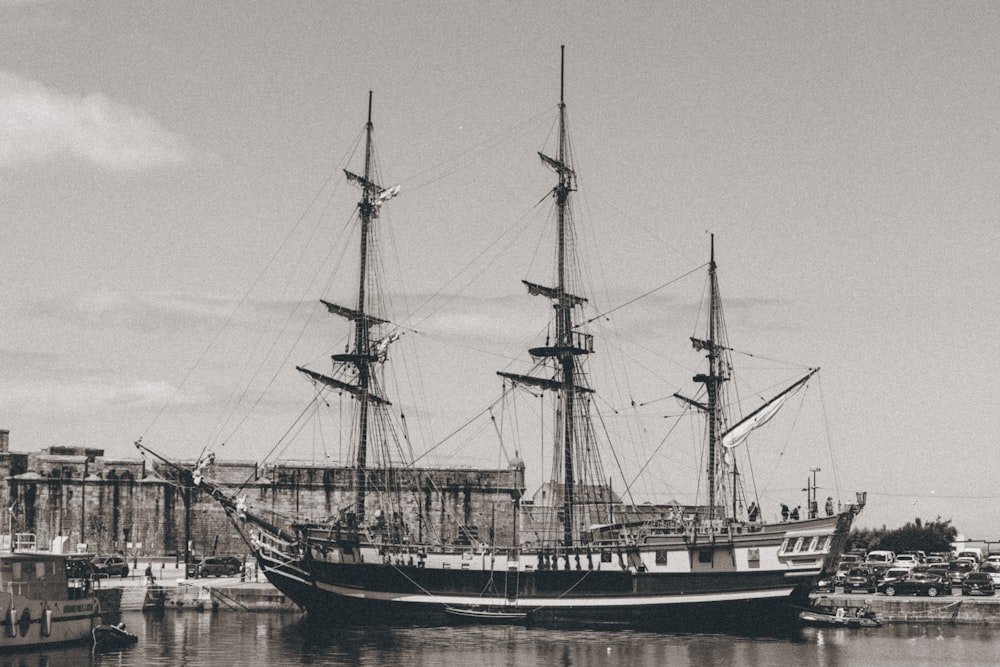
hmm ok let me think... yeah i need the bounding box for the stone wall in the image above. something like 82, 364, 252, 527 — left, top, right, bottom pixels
0, 433, 526, 558
0, 431, 673, 559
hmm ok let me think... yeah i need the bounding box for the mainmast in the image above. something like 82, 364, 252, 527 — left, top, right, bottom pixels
554, 47, 575, 549
498, 47, 592, 549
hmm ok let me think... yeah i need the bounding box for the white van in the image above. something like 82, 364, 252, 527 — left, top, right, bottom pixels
866, 550, 896, 565
956, 548, 983, 564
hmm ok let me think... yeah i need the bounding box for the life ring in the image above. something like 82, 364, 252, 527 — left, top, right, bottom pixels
41, 608, 52, 637
18, 608, 30, 637
5, 608, 15, 638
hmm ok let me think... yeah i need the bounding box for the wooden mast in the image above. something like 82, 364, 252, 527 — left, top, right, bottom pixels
497, 46, 591, 549
702, 235, 724, 520
299, 91, 398, 527
352, 92, 376, 524
296, 95, 384, 527
675, 235, 728, 522
554, 46, 576, 548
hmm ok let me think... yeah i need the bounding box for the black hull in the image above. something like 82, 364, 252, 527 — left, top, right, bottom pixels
257, 554, 811, 635
270, 575, 803, 635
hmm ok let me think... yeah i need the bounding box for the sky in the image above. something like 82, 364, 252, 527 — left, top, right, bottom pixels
2, 1, 1000, 539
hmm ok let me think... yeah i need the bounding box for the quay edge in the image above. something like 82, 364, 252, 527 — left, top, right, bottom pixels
813, 593, 1000, 625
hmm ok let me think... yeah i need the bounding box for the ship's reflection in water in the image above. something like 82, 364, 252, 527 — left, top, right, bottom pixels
2, 611, 1000, 666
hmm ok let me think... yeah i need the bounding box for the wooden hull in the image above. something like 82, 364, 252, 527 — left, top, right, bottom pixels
250, 512, 853, 634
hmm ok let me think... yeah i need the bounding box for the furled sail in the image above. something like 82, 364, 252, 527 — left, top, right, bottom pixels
538, 151, 574, 177
720, 369, 817, 449
321, 299, 389, 326
296, 366, 391, 405
497, 370, 594, 394
522, 280, 587, 306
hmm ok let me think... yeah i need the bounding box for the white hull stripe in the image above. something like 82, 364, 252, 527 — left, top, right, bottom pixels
304, 578, 795, 608
784, 569, 823, 579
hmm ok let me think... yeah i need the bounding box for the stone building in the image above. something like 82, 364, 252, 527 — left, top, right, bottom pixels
0, 429, 525, 559
0, 429, 687, 560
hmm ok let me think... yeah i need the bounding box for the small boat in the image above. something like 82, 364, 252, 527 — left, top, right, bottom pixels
444, 605, 529, 624
91, 623, 138, 651
798, 606, 881, 628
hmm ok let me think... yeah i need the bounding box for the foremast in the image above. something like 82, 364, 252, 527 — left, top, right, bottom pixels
295, 92, 397, 526
351, 93, 377, 525
498, 47, 593, 549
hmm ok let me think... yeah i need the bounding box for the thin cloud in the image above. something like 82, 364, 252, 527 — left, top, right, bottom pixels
0, 379, 198, 414
23, 289, 269, 328
0, 71, 194, 170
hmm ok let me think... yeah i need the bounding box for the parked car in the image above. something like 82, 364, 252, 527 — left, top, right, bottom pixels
894, 553, 920, 568
66, 557, 96, 579
955, 549, 983, 565
91, 555, 129, 578
878, 572, 949, 597
879, 567, 911, 585
946, 560, 976, 587
833, 560, 854, 586
843, 567, 878, 594
979, 563, 1000, 586
865, 550, 896, 577
222, 555, 244, 575
189, 556, 242, 578
962, 572, 995, 596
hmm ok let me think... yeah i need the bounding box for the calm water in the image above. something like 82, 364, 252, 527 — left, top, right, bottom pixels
3, 611, 999, 666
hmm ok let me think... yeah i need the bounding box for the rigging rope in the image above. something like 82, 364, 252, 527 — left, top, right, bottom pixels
582, 263, 707, 326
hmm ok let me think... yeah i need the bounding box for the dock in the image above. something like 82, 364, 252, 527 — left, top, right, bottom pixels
812, 592, 1000, 624
93, 559, 298, 613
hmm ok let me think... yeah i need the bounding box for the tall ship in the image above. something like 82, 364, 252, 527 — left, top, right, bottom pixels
146, 49, 862, 633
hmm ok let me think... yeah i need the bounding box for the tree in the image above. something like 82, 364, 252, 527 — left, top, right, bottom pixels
846, 517, 957, 555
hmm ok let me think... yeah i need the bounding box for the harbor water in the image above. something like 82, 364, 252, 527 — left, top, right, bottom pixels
4, 611, 1000, 666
